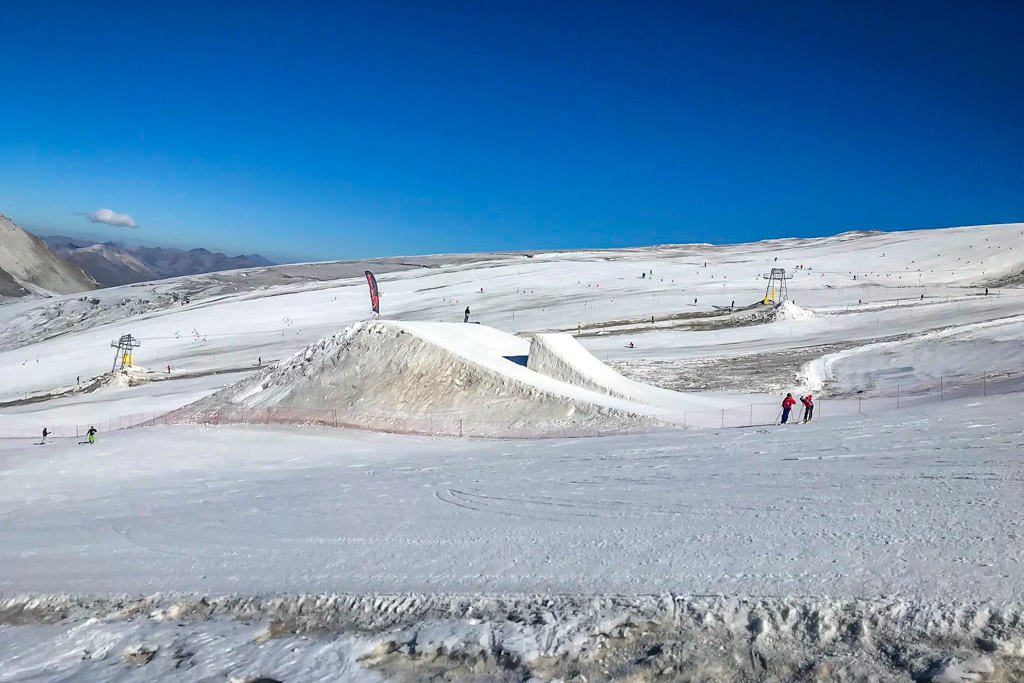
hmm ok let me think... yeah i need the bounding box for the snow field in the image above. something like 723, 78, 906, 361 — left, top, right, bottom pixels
4, 224, 1024, 679
3, 394, 1022, 599
2, 224, 1023, 408
3, 393, 1024, 680
801, 314, 1024, 396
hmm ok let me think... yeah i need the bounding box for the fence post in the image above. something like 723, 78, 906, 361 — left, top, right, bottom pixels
459, 419, 463, 438
984, 373, 987, 397
858, 397, 862, 414
721, 410, 725, 428
749, 404, 753, 427
940, 376, 943, 402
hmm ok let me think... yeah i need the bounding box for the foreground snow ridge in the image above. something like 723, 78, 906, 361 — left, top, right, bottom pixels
2, 593, 1021, 682
178, 320, 746, 437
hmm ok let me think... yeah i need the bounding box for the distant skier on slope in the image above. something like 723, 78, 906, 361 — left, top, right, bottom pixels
40, 428, 48, 445
464, 306, 471, 323
781, 394, 796, 424
86, 426, 97, 445
800, 394, 814, 422
628, 341, 635, 348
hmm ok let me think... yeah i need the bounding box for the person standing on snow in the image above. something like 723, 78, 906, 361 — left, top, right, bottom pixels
87, 426, 97, 445
781, 394, 796, 424
801, 395, 814, 422
464, 306, 471, 323
40, 428, 49, 444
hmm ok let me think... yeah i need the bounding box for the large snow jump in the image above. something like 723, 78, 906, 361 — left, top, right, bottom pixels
178, 321, 754, 437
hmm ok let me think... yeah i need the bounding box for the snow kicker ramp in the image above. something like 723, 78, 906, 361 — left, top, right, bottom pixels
180, 321, 673, 437
528, 333, 751, 417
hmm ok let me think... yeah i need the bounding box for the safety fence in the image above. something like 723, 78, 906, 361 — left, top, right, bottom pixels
0, 407, 649, 440
4, 370, 1024, 440
0, 413, 165, 441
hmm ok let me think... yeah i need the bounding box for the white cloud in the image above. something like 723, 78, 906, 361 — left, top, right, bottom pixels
86, 208, 138, 228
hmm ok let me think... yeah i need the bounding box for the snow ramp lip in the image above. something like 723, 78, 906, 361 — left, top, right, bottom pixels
527, 333, 751, 414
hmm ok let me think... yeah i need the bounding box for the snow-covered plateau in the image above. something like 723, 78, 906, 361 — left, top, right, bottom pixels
2, 223, 1024, 681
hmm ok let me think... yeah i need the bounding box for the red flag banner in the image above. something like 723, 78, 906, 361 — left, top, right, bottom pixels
364, 271, 380, 315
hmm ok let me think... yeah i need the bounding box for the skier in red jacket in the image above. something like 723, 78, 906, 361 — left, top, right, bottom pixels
800, 394, 814, 422
781, 393, 796, 424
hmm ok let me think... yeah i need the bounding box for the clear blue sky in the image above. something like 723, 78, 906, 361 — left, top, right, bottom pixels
1, 1, 1021, 262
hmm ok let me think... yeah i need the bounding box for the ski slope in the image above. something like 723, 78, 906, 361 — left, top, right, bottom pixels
2, 395, 1023, 681
3, 223, 1024, 681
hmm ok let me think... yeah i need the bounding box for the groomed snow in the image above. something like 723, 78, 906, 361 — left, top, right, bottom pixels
2, 394, 1021, 599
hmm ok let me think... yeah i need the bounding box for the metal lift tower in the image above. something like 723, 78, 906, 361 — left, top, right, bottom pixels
762, 268, 792, 305
110, 334, 141, 372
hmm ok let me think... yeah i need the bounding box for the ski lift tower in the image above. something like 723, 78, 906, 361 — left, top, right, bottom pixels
110, 333, 141, 372
762, 268, 792, 305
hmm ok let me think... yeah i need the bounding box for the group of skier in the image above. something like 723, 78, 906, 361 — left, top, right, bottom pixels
39, 426, 97, 445
780, 393, 814, 424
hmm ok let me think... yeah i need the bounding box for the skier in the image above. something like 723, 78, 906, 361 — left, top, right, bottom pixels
781, 394, 796, 424
731, 300, 735, 309
801, 394, 814, 422
86, 426, 97, 445
642, 272, 646, 279
40, 428, 49, 445
464, 306, 471, 323
167, 364, 171, 374
258, 356, 262, 367
628, 341, 635, 348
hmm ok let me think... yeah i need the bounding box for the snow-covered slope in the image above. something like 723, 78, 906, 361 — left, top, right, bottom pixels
0, 213, 97, 298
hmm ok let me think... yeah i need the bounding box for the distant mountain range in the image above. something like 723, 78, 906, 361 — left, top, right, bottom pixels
0, 214, 98, 298
42, 235, 274, 287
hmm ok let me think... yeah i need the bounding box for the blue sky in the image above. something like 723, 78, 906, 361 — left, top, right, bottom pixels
1, 1, 1021, 262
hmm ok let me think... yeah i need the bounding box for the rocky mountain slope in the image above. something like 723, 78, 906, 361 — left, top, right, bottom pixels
0, 214, 97, 298
43, 235, 274, 286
